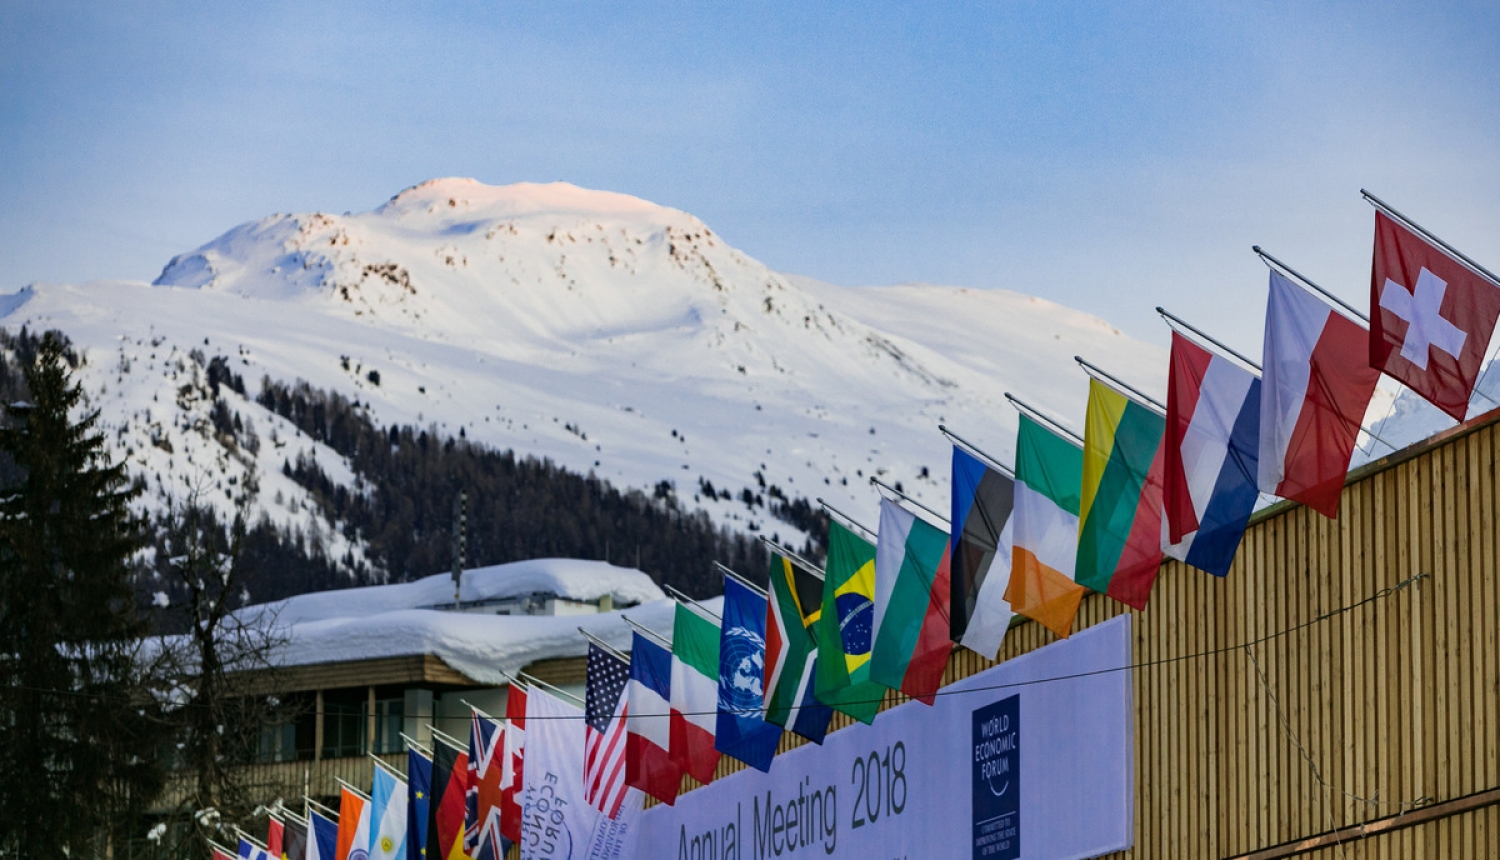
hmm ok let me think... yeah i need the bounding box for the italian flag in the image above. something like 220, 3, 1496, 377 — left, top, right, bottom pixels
870, 497, 953, 705
1003, 413, 1087, 639
669, 601, 721, 785
1076, 378, 1168, 610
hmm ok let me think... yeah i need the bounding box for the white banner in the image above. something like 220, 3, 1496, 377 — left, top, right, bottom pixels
637, 615, 1134, 860
521, 690, 642, 860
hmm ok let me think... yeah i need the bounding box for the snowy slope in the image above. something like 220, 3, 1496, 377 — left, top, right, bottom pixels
1, 178, 1167, 582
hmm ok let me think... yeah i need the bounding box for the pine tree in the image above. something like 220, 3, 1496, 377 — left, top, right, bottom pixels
0, 332, 165, 858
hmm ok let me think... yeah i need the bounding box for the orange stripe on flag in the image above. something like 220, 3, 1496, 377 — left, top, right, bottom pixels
1004, 547, 1085, 639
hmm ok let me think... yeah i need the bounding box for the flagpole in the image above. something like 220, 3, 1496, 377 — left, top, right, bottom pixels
578, 627, 631, 662
815, 498, 879, 540
662, 583, 723, 621
235, 827, 270, 851
870, 475, 951, 525
1155, 307, 1263, 373
427, 726, 469, 752
1253, 246, 1370, 323
459, 698, 496, 720
399, 732, 433, 756
1074, 356, 1167, 416
621, 615, 673, 648
302, 795, 339, 819
208, 839, 238, 858
1362, 190, 1500, 288
368, 753, 406, 780
1003, 393, 1085, 445
757, 535, 825, 579
333, 777, 371, 801
936, 426, 1015, 477
714, 561, 767, 596
517, 672, 586, 706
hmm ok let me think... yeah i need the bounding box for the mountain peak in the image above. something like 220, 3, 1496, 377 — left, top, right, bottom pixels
377, 177, 685, 224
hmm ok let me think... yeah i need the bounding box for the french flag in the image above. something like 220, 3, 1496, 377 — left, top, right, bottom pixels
1163, 331, 1261, 577
1259, 271, 1380, 518
626, 631, 683, 805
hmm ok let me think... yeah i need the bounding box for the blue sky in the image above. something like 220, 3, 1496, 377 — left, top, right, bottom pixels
3, 1, 1497, 353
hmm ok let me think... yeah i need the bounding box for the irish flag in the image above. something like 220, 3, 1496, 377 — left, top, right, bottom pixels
871, 497, 953, 705
669, 601, 721, 785
815, 521, 882, 724
1003, 413, 1087, 639
1077, 378, 1168, 610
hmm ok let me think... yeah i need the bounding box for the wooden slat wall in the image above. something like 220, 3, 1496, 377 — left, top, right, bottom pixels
677, 411, 1500, 858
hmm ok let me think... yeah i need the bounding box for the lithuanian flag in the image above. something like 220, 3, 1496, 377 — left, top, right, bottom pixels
1003, 413, 1087, 639
1077, 378, 1168, 610
815, 521, 883, 724
871, 497, 952, 705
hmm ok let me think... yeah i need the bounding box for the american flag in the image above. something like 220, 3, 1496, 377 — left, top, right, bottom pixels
584, 641, 631, 819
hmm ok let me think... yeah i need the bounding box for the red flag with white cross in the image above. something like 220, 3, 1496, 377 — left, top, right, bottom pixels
1370, 210, 1500, 421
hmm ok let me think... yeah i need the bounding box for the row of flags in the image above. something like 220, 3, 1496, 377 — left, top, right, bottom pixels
211, 194, 1498, 857
223, 682, 528, 860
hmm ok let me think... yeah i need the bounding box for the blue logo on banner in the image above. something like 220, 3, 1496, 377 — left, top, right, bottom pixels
972, 695, 1020, 860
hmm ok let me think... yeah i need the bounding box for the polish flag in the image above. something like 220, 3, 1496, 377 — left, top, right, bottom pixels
1259, 271, 1380, 518
1370, 210, 1500, 421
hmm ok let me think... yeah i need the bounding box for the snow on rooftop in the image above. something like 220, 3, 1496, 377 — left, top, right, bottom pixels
261, 557, 665, 627
242, 558, 676, 684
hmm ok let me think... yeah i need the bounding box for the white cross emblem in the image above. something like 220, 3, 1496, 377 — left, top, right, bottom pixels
1379, 266, 1466, 370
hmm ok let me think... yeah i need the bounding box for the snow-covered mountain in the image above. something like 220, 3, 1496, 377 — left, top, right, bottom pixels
4, 177, 1171, 580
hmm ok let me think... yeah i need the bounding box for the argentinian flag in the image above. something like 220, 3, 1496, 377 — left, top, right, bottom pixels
369, 765, 408, 860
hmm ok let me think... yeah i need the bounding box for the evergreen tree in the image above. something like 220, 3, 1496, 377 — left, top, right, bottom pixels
0, 332, 165, 857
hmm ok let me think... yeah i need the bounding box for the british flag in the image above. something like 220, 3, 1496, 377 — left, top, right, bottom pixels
464, 711, 507, 860
583, 642, 631, 819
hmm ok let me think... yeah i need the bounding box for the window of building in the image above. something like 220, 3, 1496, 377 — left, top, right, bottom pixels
368, 697, 404, 755
322, 699, 364, 759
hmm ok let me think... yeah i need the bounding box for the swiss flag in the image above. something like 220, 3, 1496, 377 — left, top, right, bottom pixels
1370, 210, 1500, 421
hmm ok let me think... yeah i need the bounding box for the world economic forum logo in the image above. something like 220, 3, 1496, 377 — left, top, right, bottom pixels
971, 695, 1019, 860
720, 625, 765, 713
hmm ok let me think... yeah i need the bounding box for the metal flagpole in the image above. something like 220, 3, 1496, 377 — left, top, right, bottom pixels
936, 425, 1015, 476
399, 732, 432, 756
662, 583, 723, 620
428, 725, 469, 751
870, 475, 950, 525
517, 673, 585, 706
302, 794, 338, 818
757, 534, 825, 579
1003, 393, 1085, 445
1074, 356, 1167, 416
368, 753, 406, 778
621, 615, 673, 647
1155, 307, 1263, 372
459, 698, 495, 720
1362, 190, 1500, 287
1253, 245, 1369, 323
815, 498, 878, 540
713, 560, 767, 596
578, 628, 630, 662
333, 777, 371, 800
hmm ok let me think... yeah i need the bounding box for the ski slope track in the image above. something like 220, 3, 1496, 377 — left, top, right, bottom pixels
4, 177, 1178, 584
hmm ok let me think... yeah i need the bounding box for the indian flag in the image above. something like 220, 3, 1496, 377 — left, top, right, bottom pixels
669, 601, 721, 785
870, 497, 953, 705
814, 521, 883, 724
1003, 413, 1087, 639
1077, 378, 1168, 610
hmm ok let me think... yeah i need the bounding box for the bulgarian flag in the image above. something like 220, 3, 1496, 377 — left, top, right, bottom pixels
1003, 413, 1087, 639
870, 497, 953, 705
1076, 378, 1169, 610
814, 521, 883, 724
669, 601, 722, 785
626, 631, 683, 804
763, 550, 833, 744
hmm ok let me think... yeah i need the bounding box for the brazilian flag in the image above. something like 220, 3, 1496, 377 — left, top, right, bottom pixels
815, 521, 884, 724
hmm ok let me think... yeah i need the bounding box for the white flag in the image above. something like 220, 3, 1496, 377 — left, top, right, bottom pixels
521, 688, 641, 860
